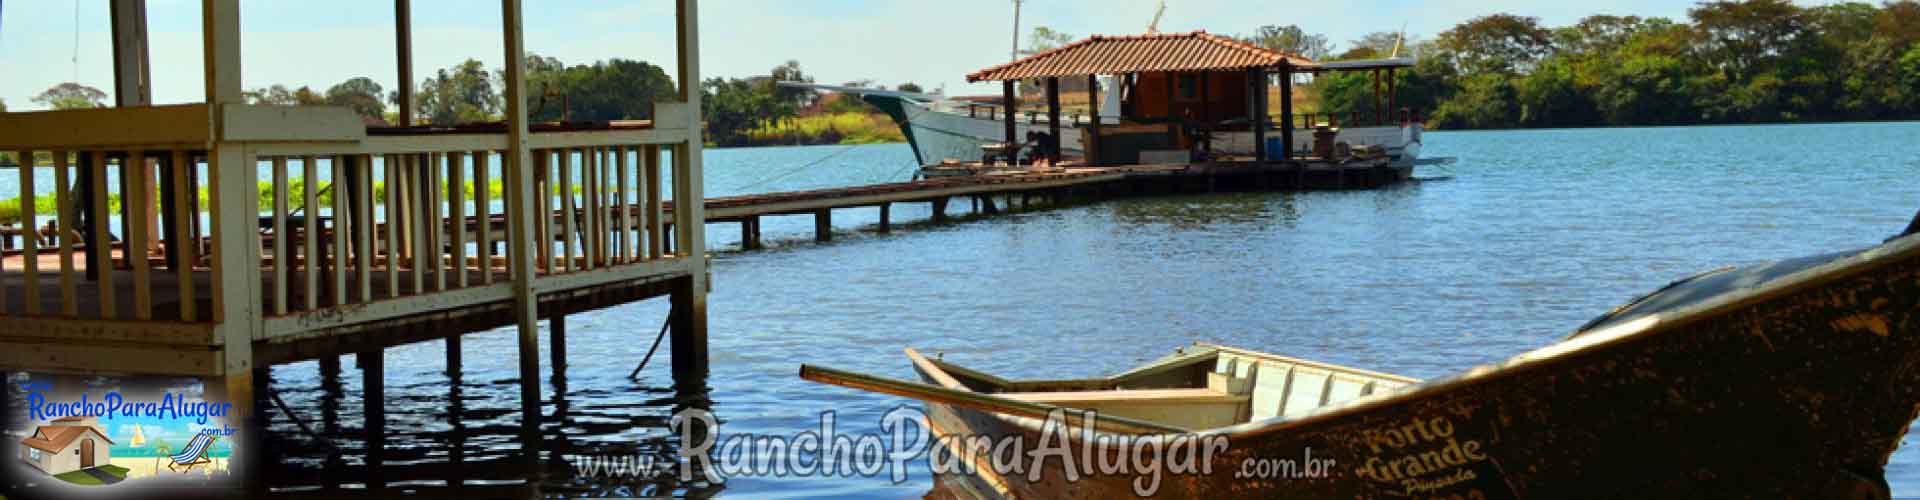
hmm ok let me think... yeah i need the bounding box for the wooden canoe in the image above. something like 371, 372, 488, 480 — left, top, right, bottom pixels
803, 230, 1920, 499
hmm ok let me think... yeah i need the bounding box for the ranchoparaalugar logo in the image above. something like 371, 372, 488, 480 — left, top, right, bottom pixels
12, 377, 237, 488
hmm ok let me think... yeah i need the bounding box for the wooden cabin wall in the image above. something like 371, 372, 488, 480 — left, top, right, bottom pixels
1126, 71, 1252, 126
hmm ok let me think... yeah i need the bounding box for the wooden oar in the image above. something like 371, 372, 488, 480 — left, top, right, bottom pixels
797, 364, 1190, 435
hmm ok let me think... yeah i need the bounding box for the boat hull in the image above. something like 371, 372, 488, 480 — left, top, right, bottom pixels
864, 95, 1422, 168
916, 236, 1920, 498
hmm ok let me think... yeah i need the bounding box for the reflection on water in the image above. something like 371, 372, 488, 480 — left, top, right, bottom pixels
256, 344, 721, 498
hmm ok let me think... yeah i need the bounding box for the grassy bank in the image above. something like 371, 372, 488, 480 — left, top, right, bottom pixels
740, 112, 904, 147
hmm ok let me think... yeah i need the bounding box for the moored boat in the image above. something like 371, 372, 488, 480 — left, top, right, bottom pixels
802, 219, 1920, 498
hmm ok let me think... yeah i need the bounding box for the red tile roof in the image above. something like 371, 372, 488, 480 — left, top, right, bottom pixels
967, 31, 1318, 82
19, 425, 112, 453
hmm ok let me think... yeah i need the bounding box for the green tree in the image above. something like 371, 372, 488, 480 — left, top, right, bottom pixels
896, 82, 924, 94
1874, 0, 1920, 46
325, 77, 388, 123
1, 98, 7, 112
1242, 25, 1333, 60
524, 55, 678, 123
1431, 73, 1520, 129
415, 59, 501, 125
768, 60, 817, 109
1023, 26, 1074, 56
1336, 32, 1415, 60
1434, 14, 1556, 75
1515, 58, 1596, 127
245, 84, 326, 106
33, 83, 108, 110
701, 77, 780, 146
1689, 0, 1808, 80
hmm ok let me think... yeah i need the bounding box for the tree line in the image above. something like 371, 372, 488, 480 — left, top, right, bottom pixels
13, 55, 897, 147
1277, 0, 1920, 129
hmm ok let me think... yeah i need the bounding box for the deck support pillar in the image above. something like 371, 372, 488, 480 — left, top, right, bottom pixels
1279, 63, 1295, 161
550, 313, 567, 374
1251, 68, 1267, 163
1002, 81, 1017, 147
1045, 77, 1061, 163
980, 196, 998, 214
814, 210, 832, 242
500, 0, 546, 472
932, 198, 948, 223
1087, 74, 1101, 165
320, 355, 341, 380
877, 203, 891, 233
361, 349, 386, 491
670, 0, 710, 392
446, 336, 461, 375
670, 275, 708, 389
741, 217, 761, 250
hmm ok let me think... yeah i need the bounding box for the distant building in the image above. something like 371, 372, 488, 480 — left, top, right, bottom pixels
18, 416, 116, 475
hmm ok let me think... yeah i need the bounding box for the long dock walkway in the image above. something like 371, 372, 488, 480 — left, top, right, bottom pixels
686, 159, 1410, 249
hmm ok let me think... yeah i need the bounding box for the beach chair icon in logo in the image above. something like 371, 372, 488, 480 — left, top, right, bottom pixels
166, 431, 217, 473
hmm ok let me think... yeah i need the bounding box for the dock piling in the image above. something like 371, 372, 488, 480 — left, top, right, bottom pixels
550, 313, 567, 374
814, 209, 832, 242
445, 336, 462, 375
878, 203, 891, 233
932, 197, 949, 223
360, 349, 386, 491
670, 276, 709, 389
742, 216, 761, 250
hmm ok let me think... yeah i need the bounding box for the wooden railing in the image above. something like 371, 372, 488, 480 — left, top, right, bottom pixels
0, 148, 208, 322
1289, 108, 1424, 129
0, 103, 699, 341
249, 142, 680, 329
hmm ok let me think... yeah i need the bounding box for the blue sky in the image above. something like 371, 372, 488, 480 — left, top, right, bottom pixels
0, 0, 1843, 110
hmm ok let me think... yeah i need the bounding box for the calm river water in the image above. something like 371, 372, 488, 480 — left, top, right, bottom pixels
31, 122, 1920, 497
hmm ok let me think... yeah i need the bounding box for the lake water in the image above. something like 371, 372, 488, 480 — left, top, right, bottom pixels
18, 122, 1920, 497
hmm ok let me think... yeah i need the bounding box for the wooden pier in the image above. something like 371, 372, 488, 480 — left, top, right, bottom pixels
695, 158, 1411, 248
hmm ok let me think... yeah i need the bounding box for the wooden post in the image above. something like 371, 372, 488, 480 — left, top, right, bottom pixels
932, 197, 948, 223
20, 150, 39, 316
550, 314, 566, 372
499, 0, 544, 460
203, 0, 258, 449
1279, 64, 1295, 161
1002, 80, 1017, 147
878, 203, 891, 233
1045, 77, 1061, 163
361, 349, 386, 491
814, 210, 831, 242
395, 0, 414, 126
1164, 72, 1178, 147
741, 217, 760, 249
1387, 68, 1398, 124
1373, 69, 1384, 126
54, 153, 78, 317
672, 0, 710, 388
1250, 68, 1266, 163
445, 336, 461, 376
1086, 74, 1101, 165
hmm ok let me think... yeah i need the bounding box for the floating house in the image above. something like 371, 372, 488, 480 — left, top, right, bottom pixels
18, 417, 115, 475
964, 30, 1421, 167
0, 0, 711, 483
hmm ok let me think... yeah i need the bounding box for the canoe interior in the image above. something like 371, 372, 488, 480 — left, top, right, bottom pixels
925, 345, 1422, 431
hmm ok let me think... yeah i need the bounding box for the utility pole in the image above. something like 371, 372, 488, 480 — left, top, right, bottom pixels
1011, 0, 1022, 62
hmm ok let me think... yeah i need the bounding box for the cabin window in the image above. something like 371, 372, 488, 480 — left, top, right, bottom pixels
28, 449, 41, 461
1176, 74, 1200, 102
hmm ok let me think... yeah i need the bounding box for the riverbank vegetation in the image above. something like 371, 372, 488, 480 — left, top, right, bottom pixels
1292, 0, 1920, 129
